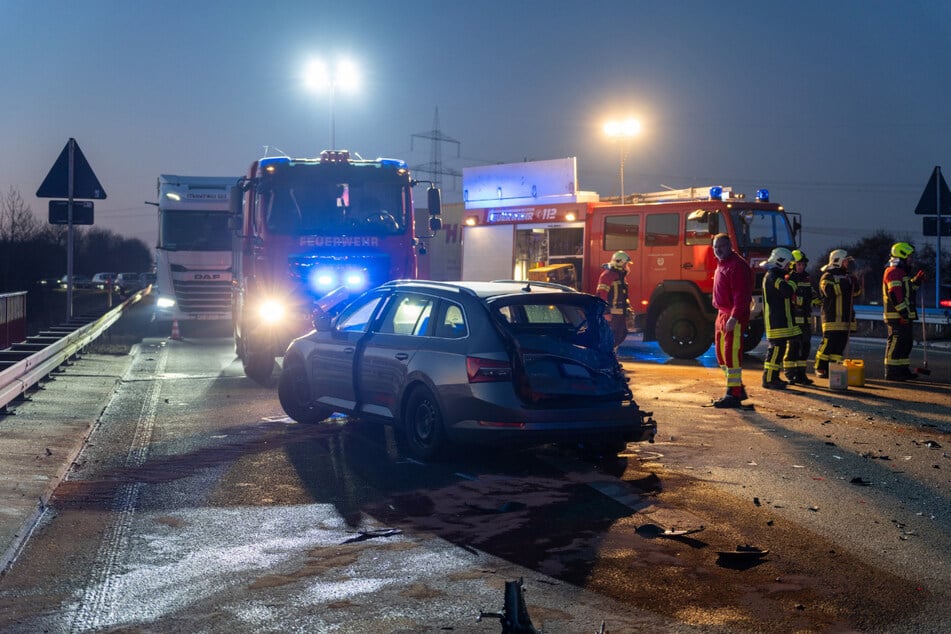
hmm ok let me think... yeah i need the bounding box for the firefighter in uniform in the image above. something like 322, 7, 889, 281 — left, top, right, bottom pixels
711, 233, 753, 408
785, 249, 815, 385
760, 248, 801, 389
814, 249, 859, 378
596, 250, 632, 351
883, 242, 925, 381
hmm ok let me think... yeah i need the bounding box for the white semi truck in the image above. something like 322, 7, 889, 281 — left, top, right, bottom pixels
154, 175, 239, 331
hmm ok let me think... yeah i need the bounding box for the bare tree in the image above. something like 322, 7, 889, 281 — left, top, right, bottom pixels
0, 186, 40, 242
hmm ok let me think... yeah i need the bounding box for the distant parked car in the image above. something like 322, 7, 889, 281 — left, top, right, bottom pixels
138, 272, 157, 290
115, 272, 141, 295
91, 272, 117, 291
278, 280, 657, 460
58, 274, 92, 289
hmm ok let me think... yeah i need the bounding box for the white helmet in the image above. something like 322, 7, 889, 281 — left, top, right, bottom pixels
762, 247, 793, 269
609, 250, 631, 270
821, 248, 850, 272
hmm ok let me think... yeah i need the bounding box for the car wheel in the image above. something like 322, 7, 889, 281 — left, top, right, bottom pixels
402, 386, 448, 460
655, 303, 714, 359
278, 357, 331, 424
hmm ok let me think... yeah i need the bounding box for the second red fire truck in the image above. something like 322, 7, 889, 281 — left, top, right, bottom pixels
459, 160, 800, 359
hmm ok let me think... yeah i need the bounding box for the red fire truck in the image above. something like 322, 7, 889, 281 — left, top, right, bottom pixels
583, 186, 799, 358
231, 150, 442, 383
460, 173, 799, 359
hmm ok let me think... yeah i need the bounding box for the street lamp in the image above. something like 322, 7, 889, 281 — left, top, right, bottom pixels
603, 118, 641, 203
304, 58, 359, 150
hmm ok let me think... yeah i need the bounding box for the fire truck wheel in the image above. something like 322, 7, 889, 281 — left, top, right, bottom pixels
241, 339, 275, 385
742, 320, 765, 353
278, 357, 332, 424
402, 386, 448, 461
655, 303, 714, 359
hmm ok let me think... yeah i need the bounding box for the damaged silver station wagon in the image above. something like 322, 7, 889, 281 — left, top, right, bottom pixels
278, 280, 657, 460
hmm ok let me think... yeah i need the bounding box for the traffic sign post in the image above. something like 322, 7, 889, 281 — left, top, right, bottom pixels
914, 166, 948, 309
36, 138, 107, 319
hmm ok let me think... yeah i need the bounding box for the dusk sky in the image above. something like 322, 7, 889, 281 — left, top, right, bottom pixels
2, 0, 949, 263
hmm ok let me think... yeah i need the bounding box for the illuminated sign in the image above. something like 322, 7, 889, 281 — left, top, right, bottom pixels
300, 236, 381, 247
483, 205, 584, 224
186, 192, 229, 201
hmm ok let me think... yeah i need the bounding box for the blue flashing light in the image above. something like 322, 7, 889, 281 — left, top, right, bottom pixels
343, 271, 366, 289
378, 158, 408, 169
259, 156, 290, 170
709, 186, 723, 201
308, 267, 370, 294
756, 188, 769, 202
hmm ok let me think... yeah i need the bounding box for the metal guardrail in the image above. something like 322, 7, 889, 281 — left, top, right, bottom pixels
0, 289, 149, 412
853, 304, 951, 326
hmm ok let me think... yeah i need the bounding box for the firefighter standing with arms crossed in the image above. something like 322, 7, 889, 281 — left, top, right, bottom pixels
883, 242, 926, 381
710, 233, 753, 408
761, 248, 801, 389
597, 250, 633, 352
814, 249, 860, 378
785, 249, 815, 385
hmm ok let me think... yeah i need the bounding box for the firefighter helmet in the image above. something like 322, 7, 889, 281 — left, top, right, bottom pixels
762, 247, 793, 269
821, 249, 849, 271
890, 242, 914, 259
791, 249, 808, 265
610, 251, 631, 269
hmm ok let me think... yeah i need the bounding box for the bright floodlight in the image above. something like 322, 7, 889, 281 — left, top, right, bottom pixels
603, 118, 642, 203
303, 57, 360, 150
304, 58, 359, 93
604, 118, 641, 139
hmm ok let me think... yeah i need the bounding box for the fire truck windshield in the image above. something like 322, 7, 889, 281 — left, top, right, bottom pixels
263, 174, 407, 237
729, 208, 795, 250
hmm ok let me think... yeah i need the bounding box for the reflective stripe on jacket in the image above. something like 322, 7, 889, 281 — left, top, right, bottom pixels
763, 267, 801, 339
819, 267, 859, 332
882, 265, 918, 321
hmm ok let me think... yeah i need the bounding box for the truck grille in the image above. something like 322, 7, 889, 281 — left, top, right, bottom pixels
170, 278, 232, 312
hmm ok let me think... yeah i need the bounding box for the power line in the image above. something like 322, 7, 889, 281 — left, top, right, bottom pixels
410, 107, 462, 191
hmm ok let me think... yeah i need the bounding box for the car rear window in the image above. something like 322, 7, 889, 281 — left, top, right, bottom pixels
496, 302, 587, 327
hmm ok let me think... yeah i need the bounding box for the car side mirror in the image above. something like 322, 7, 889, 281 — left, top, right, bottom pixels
429, 216, 442, 232
312, 309, 333, 332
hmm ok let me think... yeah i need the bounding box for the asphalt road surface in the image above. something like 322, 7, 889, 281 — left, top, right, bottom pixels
0, 306, 948, 633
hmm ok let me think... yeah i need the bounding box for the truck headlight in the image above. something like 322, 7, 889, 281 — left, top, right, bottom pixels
157, 296, 176, 309
258, 299, 286, 324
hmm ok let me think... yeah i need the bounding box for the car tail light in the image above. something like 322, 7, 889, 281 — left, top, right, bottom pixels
940, 299, 951, 309
466, 357, 512, 383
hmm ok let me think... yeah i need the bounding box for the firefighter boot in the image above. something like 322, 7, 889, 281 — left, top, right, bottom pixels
762, 370, 788, 390
713, 385, 749, 408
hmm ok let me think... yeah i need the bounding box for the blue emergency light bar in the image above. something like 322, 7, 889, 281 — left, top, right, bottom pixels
709, 186, 723, 201
378, 158, 408, 169
756, 189, 770, 202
